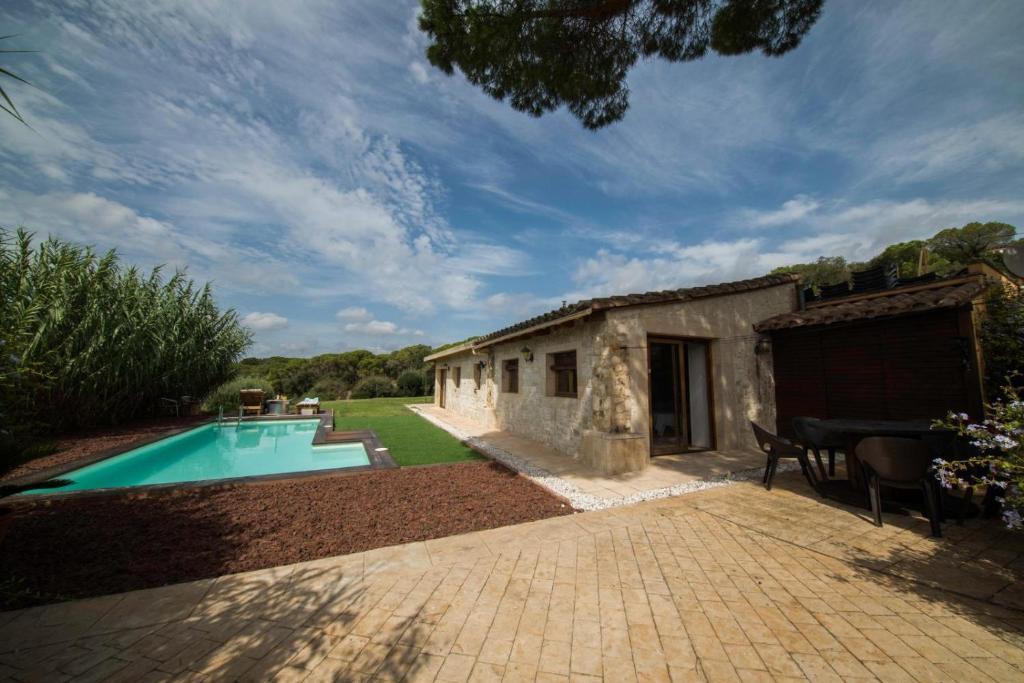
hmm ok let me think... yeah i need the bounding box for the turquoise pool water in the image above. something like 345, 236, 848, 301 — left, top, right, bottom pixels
28, 419, 371, 494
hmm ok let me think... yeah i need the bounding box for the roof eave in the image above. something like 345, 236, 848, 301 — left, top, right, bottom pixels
424, 341, 477, 362
754, 274, 989, 333
474, 308, 594, 350
425, 308, 595, 363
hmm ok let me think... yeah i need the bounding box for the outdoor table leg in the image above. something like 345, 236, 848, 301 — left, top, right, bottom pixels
845, 435, 863, 489
844, 435, 876, 508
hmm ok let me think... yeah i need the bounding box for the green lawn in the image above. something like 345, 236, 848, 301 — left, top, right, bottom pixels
322, 396, 481, 466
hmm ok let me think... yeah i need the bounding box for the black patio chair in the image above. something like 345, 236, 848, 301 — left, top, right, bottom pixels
792, 416, 842, 479
856, 436, 942, 537
159, 396, 180, 417
750, 421, 819, 492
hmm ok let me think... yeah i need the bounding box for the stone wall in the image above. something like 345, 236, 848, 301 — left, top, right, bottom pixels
434, 350, 494, 427
605, 281, 797, 451
590, 327, 632, 433
434, 319, 602, 456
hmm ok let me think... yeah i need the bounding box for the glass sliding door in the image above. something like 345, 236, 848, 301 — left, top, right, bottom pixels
649, 340, 684, 454
686, 341, 712, 449
648, 337, 713, 454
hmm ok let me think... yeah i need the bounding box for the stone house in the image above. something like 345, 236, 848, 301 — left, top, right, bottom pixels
424, 274, 800, 474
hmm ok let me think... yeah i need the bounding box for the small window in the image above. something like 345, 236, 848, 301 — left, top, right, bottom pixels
473, 363, 482, 389
502, 359, 519, 393
549, 350, 577, 398
453, 366, 461, 388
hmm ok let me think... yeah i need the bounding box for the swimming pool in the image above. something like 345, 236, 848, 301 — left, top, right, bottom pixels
26, 419, 373, 494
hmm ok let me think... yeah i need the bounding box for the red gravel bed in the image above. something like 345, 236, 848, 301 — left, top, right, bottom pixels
0, 461, 572, 609
1, 416, 208, 482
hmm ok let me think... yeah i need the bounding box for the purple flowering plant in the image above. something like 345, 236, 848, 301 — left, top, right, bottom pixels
932, 386, 1024, 529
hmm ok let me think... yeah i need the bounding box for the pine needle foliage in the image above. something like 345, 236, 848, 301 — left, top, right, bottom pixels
0, 229, 251, 441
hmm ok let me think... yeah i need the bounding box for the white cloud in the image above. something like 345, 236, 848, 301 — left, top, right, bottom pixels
739, 196, 820, 228
336, 306, 371, 320
242, 311, 289, 331
467, 182, 578, 224
0, 189, 300, 294
0, 1, 535, 323
573, 196, 1024, 297
863, 114, 1024, 186
409, 61, 430, 84
344, 319, 398, 335
444, 242, 534, 276
572, 239, 766, 298
0, 189, 183, 262
0, 4, 544, 324
747, 196, 1024, 264
342, 318, 426, 337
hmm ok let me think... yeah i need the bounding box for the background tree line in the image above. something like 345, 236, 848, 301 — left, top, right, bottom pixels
232, 336, 481, 403
235, 345, 437, 401
770, 221, 1018, 291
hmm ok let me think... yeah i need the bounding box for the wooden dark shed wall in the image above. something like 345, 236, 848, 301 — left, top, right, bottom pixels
771, 309, 980, 438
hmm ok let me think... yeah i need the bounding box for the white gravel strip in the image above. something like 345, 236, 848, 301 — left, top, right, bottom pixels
408, 405, 813, 511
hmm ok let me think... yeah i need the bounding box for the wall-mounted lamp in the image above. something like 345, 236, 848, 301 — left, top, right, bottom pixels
754, 337, 772, 355
520, 345, 534, 362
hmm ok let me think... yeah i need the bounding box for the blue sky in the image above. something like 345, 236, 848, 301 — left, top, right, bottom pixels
2, 1, 1022, 357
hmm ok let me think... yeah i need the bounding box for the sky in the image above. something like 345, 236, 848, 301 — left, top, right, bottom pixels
1, 1, 1023, 357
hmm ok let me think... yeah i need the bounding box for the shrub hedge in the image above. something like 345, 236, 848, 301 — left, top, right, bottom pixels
1, 230, 250, 463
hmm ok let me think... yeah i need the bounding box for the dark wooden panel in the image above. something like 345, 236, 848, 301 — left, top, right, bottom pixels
772, 329, 825, 437
820, 324, 886, 419
879, 312, 969, 419
771, 309, 974, 435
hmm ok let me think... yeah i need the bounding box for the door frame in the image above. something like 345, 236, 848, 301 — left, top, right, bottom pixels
438, 369, 447, 408
646, 335, 716, 455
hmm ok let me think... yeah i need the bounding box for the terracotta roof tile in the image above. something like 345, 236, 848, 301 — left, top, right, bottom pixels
754, 277, 986, 332
477, 273, 799, 344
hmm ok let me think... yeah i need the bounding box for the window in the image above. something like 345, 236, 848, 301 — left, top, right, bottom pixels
453, 366, 461, 388
473, 363, 482, 389
502, 359, 519, 393
548, 350, 578, 398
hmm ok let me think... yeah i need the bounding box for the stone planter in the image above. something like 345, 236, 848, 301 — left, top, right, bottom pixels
580, 430, 648, 475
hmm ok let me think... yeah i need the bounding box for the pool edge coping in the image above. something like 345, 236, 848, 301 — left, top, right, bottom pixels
4, 411, 398, 504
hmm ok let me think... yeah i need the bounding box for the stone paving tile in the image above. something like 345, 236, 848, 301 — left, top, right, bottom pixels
3, 473, 1024, 681
413, 404, 776, 507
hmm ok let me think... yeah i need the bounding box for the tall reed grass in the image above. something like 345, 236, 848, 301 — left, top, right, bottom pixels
0, 229, 251, 451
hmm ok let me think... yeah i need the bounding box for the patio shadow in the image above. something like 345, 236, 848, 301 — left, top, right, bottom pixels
0, 555, 439, 680
688, 469, 1024, 612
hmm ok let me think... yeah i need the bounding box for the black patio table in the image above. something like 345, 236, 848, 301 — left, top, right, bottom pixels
813, 418, 954, 490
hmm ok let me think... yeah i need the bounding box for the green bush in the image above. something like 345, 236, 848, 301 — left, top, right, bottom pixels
201, 376, 274, 413
0, 229, 250, 438
396, 369, 424, 396
351, 375, 398, 399
308, 377, 349, 400
980, 286, 1024, 401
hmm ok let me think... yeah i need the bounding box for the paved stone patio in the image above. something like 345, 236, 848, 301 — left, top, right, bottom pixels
411, 405, 771, 506
2, 470, 1023, 682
